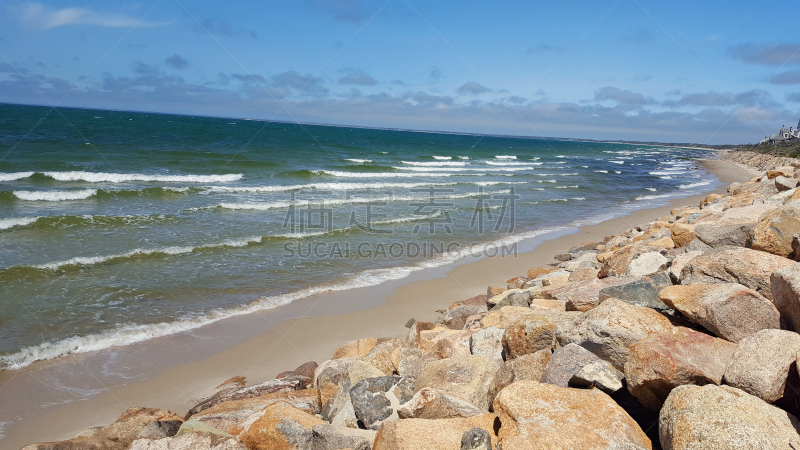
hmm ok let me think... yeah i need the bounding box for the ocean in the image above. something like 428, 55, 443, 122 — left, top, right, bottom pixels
0, 103, 718, 370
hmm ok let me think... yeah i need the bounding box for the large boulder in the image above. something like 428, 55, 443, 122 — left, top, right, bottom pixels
540, 343, 622, 393
129, 433, 246, 450
501, 311, 579, 358
488, 350, 551, 404
599, 244, 663, 278
493, 381, 651, 449
332, 338, 377, 359
321, 361, 384, 427
398, 387, 484, 419
723, 329, 800, 403
598, 272, 672, 310
469, 327, 505, 361
22, 407, 184, 450
749, 207, 800, 257
391, 347, 437, 379
659, 384, 800, 450
424, 329, 474, 359
314, 358, 360, 406
189, 388, 321, 435
564, 277, 629, 311
239, 402, 326, 450
350, 376, 415, 430
415, 355, 502, 411
373, 414, 498, 450
679, 247, 795, 300
361, 338, 406, 376
439, 305, 488, 330
670, 222, 696, 248
624, 327, 736, 410
626, 252, 669, 277
668, 251, 702, 282
771, 262, 800, 333
693, 204, 775, 248
659, 283, 779, 342
555, 298, 673, 371
186, 378, 302, 418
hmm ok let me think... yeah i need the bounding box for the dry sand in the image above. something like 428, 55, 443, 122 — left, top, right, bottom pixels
0, 158, 760, 448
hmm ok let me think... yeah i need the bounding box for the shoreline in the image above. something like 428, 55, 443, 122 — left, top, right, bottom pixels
1, 157, 760, 448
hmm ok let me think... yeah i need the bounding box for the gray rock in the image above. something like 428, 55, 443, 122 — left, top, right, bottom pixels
625, 252, 669, 277
137, 420, 183, 439
723, 329, 800, 404
569, 360, 624, 394
540, 343, 623, 393
469, 327, 505, 361
186, 377, 301, 418
669, 250, 703, 283
350, 376, 414, 430
460, 428, 492, 450
130, 432, 246, 450
439, 305, 488, 330
311, 424, 375, 450
686, 237, 712, 252
397, 387, 483, 419
771, 262, 800, 333
487, 289, 531, 310
598, 272, 672, 310
776, 175, 797, 192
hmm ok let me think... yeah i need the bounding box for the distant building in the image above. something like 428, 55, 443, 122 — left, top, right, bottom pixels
761, 118, 800, 144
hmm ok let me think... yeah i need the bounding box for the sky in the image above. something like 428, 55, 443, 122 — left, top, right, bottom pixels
1, 0, 799, 144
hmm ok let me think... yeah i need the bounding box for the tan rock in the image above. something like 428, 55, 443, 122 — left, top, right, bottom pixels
405, 321, 435, 348
679, 247, 795, 300
526, 266, 561, 279
768, 166, 795, 179
502, 311, 579, 358
373, 414, 498, 450
314, 358, 359, 406
470, 327, 505, 361
624, 327, 736, 410
564, 277, 629, 311
488, 350, 551, 404
332, 338, 377, 359
487, 286, 506, 297
239, 402, 325, 450
310, 424, 376, 450
659, 384, 800, 450
529, 298, 566, 311
659, 283, 779, 342
670, 222, 696, 248
568, 267, 599, 282
693, 204, 776, 248
555, 298, 674, 371
23, 407, 184, 450
361, 338, 405, 376
187, 378, 302, 418
190, 388, 321, 435
506, 276, 527, 289
669, 250, 702, 282
749, 207, 800, 257
723, 329, 800, 403
598, 243, 662, 278
541, 274, 569, 287
428, 329, 474, 359
321, 361, 385, 427
723, 193, 758, 210
397, 387, 483, 419
415, 355, 502, 411
493, 381, 651, 450
390, 347, 437, 379
772, 262, 800, 333
129, 432, 246, 450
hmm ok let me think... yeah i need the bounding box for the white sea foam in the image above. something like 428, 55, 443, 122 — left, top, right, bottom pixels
555, 185, 579, 189
14, 189, 98, 201
649, 171, 684, 176
208, 182, 458, 193
609, 160, 625, 164
0, 224, 566, 370
322, 171, 455, 178
679, 180, 712, 189
0, 172, 35, 182
0, 216, 40, 230
635, 193, 674, 201
484, 161, 542, 166
345, 159, 373, 163
660, 176, 673, 179
645, 188, 657, 192
495, 155, 517, 159
401, 161, 467, 166
217, 191, 506, 211
395, 166, 530, 172
595, 170, 609, 173
556, 155, 565, 158
41, 171, 243, 183
432, 156, 452, 160
456, 156, 469, 160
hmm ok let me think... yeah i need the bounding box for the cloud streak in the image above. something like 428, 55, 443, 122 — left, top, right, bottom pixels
21, 3, 168, 29
729, 43, 800, 66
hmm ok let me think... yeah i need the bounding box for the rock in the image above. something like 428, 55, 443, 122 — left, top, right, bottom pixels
570, 360, 624, 394
277, 362, 319, 382
493, 381, 651, 449
686, 237, 711, 252
599, 244, 663, 278
626, 252, 669, 277
350, 376, 415, 430
659, 283, 779, 342
362, 338, 405, 376
502, 311, 580, 358
526, 266, 561, 279
189, 389, 321, 435
679, 247, 794, 300
440, 305, 488, 330
624, 327, 736, 410
486, 289, 531, 310
421, 328, 473, 359
768, 166, 796, 179
23, 407, 185, 450
332, 339, 378, 359
488, 350, 551, 403
469, 327, 505, 361
405, 321, 435, 348
193, 376, 247, 406
659, 384, 800, 450
176, 420, 236, 438
463, 313, 489, 329
723, 329, 800, 403
693, 204, 775, 248
555, 298, 674, 371
564, 277, 629, 311
487, 286, 505, 297
129, 432, 246, 450
776, 175, 798, 191
310, 424, 375, 450
372, 414, 498, 450
540, 343, 602, 387
321, 361, 384, 428
415, 355, 502, 411
398, 387, 484, 419
187, 378, 302, 418
315, 358, 361, 406
772, 263, 800, 333
749, 207, 800, 257
598, 272, 672, 310
136, 420, 183, 440
239, 402, 326, 450
554, 252, 572, 261
669, 250, 702, 282
506, 276, 527, 289
670, 222, 696, 248
541, 275, 569, 287
568, 267, 599, 282
529, 298, 566, 311
391, 347, 436, 379
460, 427, 492, 450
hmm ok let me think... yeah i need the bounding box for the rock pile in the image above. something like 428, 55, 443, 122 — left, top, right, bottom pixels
23, 157, 800, 449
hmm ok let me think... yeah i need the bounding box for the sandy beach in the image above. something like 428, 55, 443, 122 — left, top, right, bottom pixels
0, 157, 761, 449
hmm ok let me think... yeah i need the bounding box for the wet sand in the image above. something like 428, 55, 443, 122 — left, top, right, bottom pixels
0, 158, 759, 448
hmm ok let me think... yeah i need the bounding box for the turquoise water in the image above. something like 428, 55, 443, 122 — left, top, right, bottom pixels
0, 103, 717, 368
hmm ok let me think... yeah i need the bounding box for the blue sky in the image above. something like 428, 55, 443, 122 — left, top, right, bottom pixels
1, 0, 799, 144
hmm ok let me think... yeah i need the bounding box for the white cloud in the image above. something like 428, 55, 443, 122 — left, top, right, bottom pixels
22, 3, 168, 29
